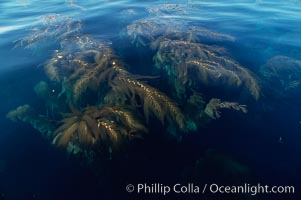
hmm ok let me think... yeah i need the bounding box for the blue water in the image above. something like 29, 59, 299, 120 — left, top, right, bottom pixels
1, 0, 301, 199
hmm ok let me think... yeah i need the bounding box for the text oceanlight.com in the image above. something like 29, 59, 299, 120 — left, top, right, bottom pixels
125, 183, 295, 196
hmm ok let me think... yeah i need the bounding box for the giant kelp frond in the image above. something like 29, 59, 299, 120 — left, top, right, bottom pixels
110, 76, 185, 129
44, 57, 62, 82
14, 14, 81, 50
232, 63, 261, 100
43, 35, 125, 101
104, 89, 128, 105
126, 17, 235, 47
64, 40, 127, 101
96, 105, 146, 144
260, 56, 301, 92
7, 105, 55, 138
43, 36, 109, 83
72, 62, 107, 101
145, 4, 232, 41
53, 104, 147, 148
72, 62, 129, 101
261, 56, 301, 78
126, 19, 165, 46
204, 98, 247, 120
53, 109, 97, 147
6, 105, 32, 122
97, 120, 126, 144
54, 123, 79, 147
187, 26, 235, 42
101, 105, 148, 134
152, 39, 260, 100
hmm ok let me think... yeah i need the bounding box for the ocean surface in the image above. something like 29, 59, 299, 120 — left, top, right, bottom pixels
1, 0, 301, 199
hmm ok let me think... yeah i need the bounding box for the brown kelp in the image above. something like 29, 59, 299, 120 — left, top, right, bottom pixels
9, 31, 188, 154
204, 98, 247, 120
126, 18, 234, 47
6, 104, 32, 122
8, 12, 255, 158
261, 56, 301, 93
53, 103, 146, 148
43, 35, 116, 102
152, 39, 260, 99
44, 35, 112, 82
6, 105, 54, 138
14, 14, 81, 49
126, 18, 166, 46
43, 34, 186, 131
107, 76, 185, 129
124, 15, 259, 100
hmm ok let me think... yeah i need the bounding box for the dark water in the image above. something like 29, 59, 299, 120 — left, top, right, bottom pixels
1, 0, 301, 199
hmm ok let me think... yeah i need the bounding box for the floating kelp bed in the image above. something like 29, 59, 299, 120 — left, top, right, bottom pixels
5, 4, 301, 199
7, 12, 255, 155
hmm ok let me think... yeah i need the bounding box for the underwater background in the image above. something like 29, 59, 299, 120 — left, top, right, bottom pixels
1, 0, 301, 199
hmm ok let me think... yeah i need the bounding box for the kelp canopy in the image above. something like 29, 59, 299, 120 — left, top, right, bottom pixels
8, 10, 258, 157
